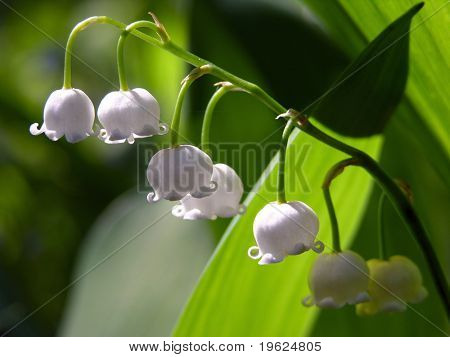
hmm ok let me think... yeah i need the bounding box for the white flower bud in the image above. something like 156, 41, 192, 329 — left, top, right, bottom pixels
356, 256, 428, 315
172, 163, 245, 220
248, 201, 322, 265
98, 88, 167, 144
30, 88, 94, 143
303, 250, 370, 308
146, 145, 215, 202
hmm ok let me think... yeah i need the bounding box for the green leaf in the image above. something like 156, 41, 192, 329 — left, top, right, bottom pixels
337, 0, 450, 152
303, 0, 449, 185
312, 3, 423, 137
173, 126, 382, 336
59, 194, 215, 336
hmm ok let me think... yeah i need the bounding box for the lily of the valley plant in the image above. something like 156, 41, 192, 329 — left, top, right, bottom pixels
30, 10, 449, 318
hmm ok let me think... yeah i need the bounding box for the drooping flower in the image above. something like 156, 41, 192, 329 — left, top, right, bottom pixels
30, 88, 95, 143
248, 201, 323, 265
303, 250, 370, 308
356, 255, 428, 315
146, 145, 215, 203
98, 88, 167, 144
172, 163, 245, 220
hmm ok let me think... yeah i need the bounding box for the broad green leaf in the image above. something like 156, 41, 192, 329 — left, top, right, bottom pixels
173, 125, 382, 336
302, 0, 450, 185
337, 0, 450, 152
59, 193, 215, 336
312, 3, 423, 137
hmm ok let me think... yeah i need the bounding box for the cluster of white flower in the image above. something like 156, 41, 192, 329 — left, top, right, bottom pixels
30, 87, 166, 144
32, 86, 428, 316
146, 145, 245, 220
31, 87, 246, 221
246, 202, 427, 313
32, 12, 432, 316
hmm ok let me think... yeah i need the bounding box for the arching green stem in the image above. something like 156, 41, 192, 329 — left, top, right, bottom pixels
125, 20, 161, 36
63, 17, 129, 89
116, 21, 162, 92
63, 16, 283, 112
378, 192, 388, 260
170, 79, 192, 147
170, 67, 211, 147
277, 120, 295, 203
200, 83, 245, 157
323, 188, 340, 252
116, 32, 129, 90
322, 158, 357, 252
201, 86, 228, 156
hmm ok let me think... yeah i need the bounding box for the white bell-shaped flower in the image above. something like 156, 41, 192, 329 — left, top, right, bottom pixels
30, 88, 95, 143
146, 145, 215, 202
97, 88, 167, 144
248, 201, 323, 265
172, 163, 245, 220
303, 250, 370, 308
356, 255, 428, 315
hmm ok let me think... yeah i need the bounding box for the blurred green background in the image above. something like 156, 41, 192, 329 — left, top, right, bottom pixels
0, 0, 448, 336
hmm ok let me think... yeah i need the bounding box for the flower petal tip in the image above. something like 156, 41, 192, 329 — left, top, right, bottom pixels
247, 246, 262, 260
258, 253, 283, 265
311, 240, 324, 253
302, 295, 314, 308
159, 123, 169, 135
317, 297, 344, 309
146, 192, 160, 204
29, 123, 44, 136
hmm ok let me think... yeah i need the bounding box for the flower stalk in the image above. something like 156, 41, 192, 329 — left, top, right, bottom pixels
322, 158, 358, 253
377, 192, 388, 260
116, 32, 129, 91
170, 66, 211, 147
276, 120, 295, 204
200, 82, 243, 156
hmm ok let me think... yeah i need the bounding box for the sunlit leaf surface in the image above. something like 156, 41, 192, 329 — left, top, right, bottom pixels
313, 3, 423, 137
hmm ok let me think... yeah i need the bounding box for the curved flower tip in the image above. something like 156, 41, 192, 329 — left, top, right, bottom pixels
259, 253, 283, 265
306, 250, 370, 309
146, 192, 161, 204
171, 163, 244, 220
302, 295, 314, 307
98, 88, 165, 144
249, 201, 320, 265
147, 145, 215, 202
247, 248, 283, 265
356, 255, 428, 316
312, 240, 325, 253
31, 88, 95, 143
248, 246, 262, 259
159, 123, 169, 135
